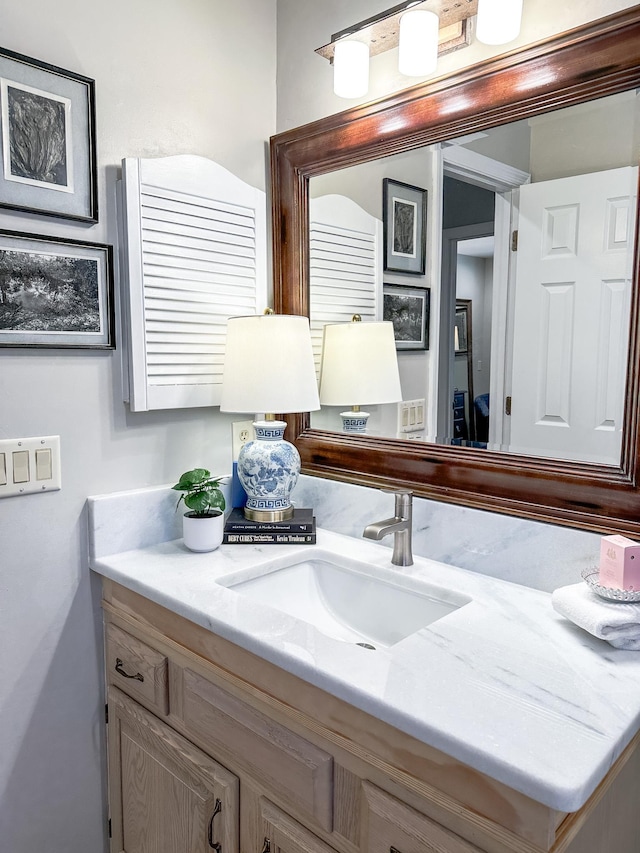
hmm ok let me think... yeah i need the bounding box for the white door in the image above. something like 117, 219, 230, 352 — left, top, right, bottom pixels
509, 166, 637, 464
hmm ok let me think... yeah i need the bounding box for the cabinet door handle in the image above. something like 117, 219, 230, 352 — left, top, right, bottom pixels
115, 658, 144, 682
390, 848, 402, 853
208, 798, 222, 851
261, 840, 271, 853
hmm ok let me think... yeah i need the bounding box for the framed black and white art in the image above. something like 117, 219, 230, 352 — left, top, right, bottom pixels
383, 283, 430, 351
0, 230, 114, 349
0, 48, 97, 222
382, 178, 427, 275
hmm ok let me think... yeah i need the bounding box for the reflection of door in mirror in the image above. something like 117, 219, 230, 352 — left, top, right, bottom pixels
509, 165, 638, 465
453, 299, 475, 445
307, 89, 639, 465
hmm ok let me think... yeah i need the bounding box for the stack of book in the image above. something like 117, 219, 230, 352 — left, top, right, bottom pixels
223, 507, 316, 545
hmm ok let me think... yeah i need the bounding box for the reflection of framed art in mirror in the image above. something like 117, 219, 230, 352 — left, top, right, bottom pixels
383, 283, 429, 351
382, 178, 427, 274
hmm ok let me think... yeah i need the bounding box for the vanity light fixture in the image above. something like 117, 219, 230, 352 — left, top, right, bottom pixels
319, 315, 402, 433
333, 39, 370, 98
220, 311, 320, 521
398, 9, 440, 77
476, 0, 523, 45
316, 0, 479, 99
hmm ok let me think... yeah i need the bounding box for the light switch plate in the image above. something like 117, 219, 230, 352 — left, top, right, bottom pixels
397, 399, 426, 435
0, 436, 61, 498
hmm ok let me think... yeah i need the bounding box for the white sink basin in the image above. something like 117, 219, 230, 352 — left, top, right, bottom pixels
218, 552, 470, 648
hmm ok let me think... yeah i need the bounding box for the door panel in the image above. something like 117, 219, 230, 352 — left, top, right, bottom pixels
108, 686, 239, 853
509, 166, 637, 463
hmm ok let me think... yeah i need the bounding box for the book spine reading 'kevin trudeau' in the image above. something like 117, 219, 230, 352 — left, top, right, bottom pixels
222, 532, 316, 545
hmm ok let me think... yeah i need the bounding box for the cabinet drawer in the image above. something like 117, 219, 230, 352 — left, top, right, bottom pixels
362, 782, 482, 853
105, 623, 169, 715
182, 668, 333, 831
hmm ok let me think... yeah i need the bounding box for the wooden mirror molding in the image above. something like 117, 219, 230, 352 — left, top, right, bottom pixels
271, 7, 640, 537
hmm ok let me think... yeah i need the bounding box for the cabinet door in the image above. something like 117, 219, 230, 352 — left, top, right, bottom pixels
108, 686, 239, 853
362, 782, 483, 853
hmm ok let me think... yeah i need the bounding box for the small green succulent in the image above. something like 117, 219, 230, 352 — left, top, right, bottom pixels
172, 468, 226, 518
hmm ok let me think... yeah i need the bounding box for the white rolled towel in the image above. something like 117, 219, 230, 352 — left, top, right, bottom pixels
551, 582, 640, 650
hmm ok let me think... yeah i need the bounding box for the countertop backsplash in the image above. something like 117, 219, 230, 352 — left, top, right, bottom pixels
89, 473, 600, 592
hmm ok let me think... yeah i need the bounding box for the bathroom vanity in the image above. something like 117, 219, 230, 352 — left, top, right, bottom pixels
90, 496, 640, 853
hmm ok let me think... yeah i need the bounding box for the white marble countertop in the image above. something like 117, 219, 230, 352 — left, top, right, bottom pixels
88, 498, 640, 814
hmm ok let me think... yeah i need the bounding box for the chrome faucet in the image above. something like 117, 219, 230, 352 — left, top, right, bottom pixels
362, 490, 413, 566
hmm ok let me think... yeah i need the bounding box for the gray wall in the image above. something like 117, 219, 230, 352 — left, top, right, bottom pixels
0, 1, 276, 851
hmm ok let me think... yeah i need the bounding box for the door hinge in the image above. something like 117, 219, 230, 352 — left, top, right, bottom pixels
511, 229, 518, 251
505, 395, 512, 416
105, 703, 109, 725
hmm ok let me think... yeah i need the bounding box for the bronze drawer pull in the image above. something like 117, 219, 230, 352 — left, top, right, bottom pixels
208, 798, 222, 851
261, 840, 271, 853
115, 658, 144, 682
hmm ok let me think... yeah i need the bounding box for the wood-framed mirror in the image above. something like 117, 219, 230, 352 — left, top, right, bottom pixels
271, 7, 640, 537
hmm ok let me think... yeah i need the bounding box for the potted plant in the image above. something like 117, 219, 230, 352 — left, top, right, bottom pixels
172, 468, 226, 552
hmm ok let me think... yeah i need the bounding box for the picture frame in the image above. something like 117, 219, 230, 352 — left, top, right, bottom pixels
0, 229, 114, 349
383, 283, 430, 351
0, 47, 97, 222
454, 303, 469, 354
382, 178, 427, 275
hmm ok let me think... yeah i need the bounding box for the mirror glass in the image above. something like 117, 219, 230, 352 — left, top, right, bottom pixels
309, 89, 639, 467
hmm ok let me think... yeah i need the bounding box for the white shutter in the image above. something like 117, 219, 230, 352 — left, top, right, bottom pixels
119, 155, 267, 411
309, 194, 382, 376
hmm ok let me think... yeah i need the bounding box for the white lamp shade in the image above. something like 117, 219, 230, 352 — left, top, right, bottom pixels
333, 40, 369, 99
319, 321, 402, 407
476, 0, 523, 45
220, 314, 320, 414
398, 9, 439, 77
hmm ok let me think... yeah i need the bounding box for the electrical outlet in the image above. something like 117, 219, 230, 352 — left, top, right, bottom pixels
232, 420, 254, 459
0, 435, 61, 498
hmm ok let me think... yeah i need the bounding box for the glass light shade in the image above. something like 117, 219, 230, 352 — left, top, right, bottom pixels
220, 314, 320, 415
333, 40, 369, 99
476, 0, 523, 45
398, 9, 439, 77
319, 321, 402, 407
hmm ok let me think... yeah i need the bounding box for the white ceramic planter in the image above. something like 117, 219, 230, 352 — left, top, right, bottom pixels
182, 511, 224, 552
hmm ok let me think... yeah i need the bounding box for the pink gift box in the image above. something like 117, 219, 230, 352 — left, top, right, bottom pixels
599, 534, 640, 591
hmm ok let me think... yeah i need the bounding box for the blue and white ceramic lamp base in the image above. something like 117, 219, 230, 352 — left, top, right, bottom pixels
237, 420, 300, 521
340, 411, 370, 433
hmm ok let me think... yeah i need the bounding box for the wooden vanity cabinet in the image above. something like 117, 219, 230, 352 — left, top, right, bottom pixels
101, 580, 640, 853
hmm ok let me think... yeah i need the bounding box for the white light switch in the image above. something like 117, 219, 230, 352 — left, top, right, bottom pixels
12, 450, 29, 483
0, 436, 61, 498
36, 448, 52, 480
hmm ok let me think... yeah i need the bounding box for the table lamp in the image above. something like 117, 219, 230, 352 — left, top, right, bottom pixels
319, 315, 402, 432
220, 312, 320, 521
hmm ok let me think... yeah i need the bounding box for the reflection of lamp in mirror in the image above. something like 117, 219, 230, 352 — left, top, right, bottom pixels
319, 315, 402, 433
220, 312, 320, 521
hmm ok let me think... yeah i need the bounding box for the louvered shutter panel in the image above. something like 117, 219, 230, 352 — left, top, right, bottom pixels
119, 155, 267, 411
309, 194, 382, 376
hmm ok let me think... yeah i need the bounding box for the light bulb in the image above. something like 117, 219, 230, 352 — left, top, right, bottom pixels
476, 0, 523, 45
399, 9, 439, 77
333, 40, 369, 99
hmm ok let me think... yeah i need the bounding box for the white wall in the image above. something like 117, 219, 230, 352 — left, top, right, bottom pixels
0, 1, 276, 851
